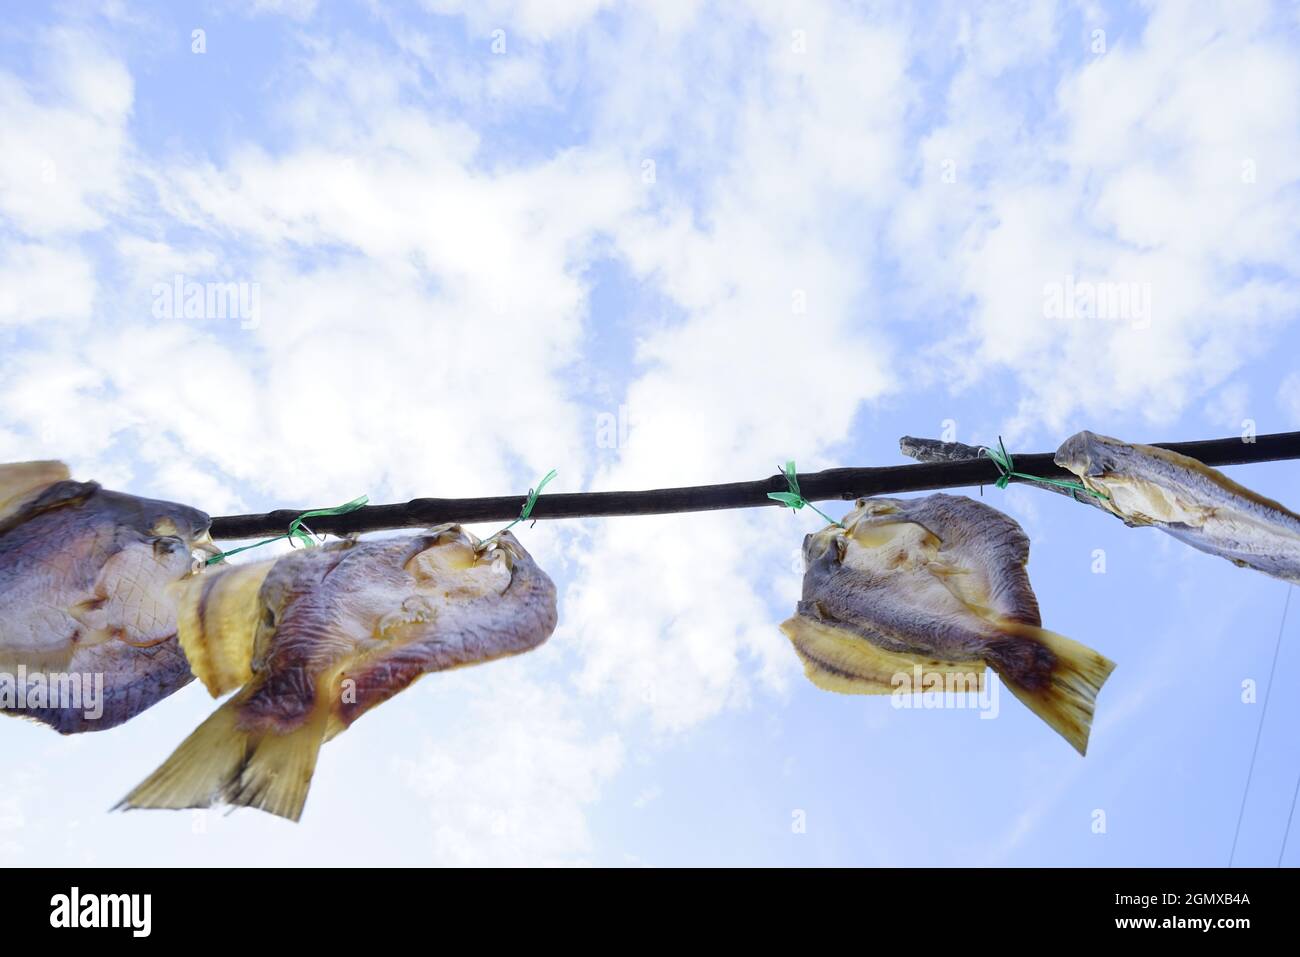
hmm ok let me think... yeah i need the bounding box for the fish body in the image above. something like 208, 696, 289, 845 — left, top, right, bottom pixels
1055, 431, 1300, 584
119, 525, 558, 821
0, 461, 213, 733
782, 493, 1115, 754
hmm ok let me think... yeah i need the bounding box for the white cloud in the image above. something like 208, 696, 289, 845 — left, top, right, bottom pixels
632, 784, 661, 809
0, 244, 95, 325
891, 0, 1300, 436
557, 4, 905, 726
422, 0, 620, 41
1204, 380, 1250, 431
0, 32, 133, 238
3, 0, 1299, 866
565, 512, 799, 731
1278, 373, 1300, 421
3, 30, 642, 508
0, 767, 44, 866
233, 0, 319, 19
399, 672, 622, 866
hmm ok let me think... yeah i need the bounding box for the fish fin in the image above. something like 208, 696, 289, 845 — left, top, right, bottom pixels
116, 693, 326, 822
1138, 442, 1300, 522
781, 614, 983, 696
845, 517, 943, 560
986, 621, 1115, 756
171, 560, 276, 696
220, 710, 326, 822
0, 473, 97, 534
0, 461, 69, 517
115, 697, 251, 814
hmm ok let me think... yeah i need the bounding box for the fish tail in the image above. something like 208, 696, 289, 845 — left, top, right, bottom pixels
114, 698, 249, 814
222, 716, 325, 822
170, 559, 276, 697
781, 613, 985, 695
781, 614, 895, 694
983, 621, 1115, 756
0, 460, 69, 516
115, 695, 326, 822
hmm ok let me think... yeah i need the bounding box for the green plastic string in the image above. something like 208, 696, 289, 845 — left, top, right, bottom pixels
205, 495, 370, 566
767, 460, 844, 528
481, 469, 558, 545
979, 437, 1109, 500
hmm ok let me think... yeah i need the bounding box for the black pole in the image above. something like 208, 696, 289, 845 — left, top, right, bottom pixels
208, 430, 1300, 540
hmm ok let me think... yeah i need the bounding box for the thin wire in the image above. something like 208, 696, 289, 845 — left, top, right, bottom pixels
479, 469, 557, 547
205, 495, 369, 565
1228, 585, 1291, 867
1276, 587, 1300, 867
979, 436, 1109, 499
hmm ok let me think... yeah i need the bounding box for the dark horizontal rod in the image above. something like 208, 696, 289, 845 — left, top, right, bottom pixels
208, 430, 1300, 540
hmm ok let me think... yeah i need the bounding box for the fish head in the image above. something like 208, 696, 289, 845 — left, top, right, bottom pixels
1054, 431, 1134, 480
797, 498, 913, 567
64, 491, 211, 644
235, 527, 525, 673
848, 496, 907, 519
801, 524, 847, 570
81, 492, 215, 641
145, 503, 214, 559
0, 485, 212, 678
92, 487, 214, 557
403, 524, 515, 597
268, 528, 543, 684
836, 496, 909, 539
0, 474, 214, 729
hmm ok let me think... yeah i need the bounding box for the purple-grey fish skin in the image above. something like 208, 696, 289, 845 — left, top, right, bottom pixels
797, 494, 1040, 663
241, 527, 559, 732
788, 493, 1115, 754
119, 525, 558, 820
0, 467, 211, 733
1056, 431, 1300, 584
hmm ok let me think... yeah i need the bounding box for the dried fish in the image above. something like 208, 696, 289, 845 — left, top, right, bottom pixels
119, 526, 557, 821
1056, 431, 1300, 584
0, 461, 214, 732
782, 494, 1115, 754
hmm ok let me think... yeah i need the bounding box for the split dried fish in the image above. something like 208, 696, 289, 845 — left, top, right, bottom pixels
118, 525, 558, 821
0, 461, 214, 733
1055, 431, 1300, 584
782, 493, 1115, 754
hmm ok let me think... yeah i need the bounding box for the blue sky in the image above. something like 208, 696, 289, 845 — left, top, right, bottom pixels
2, 0, 1299, 865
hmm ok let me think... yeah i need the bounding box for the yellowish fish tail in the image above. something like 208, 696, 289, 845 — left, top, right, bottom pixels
983, 622, 1115, 756
171, 560, 276, 696
0, 460, 69, 519
115, 693, 327, 823
781, 613, 985, 696
223, 713, 326, 822
115, 697, 250, 815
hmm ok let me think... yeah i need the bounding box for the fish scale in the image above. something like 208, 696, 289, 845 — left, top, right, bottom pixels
0, 461, 214, 733
1055, 431, 1300, 584
119, 524, 558, 821
782, 493, 1115, 755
